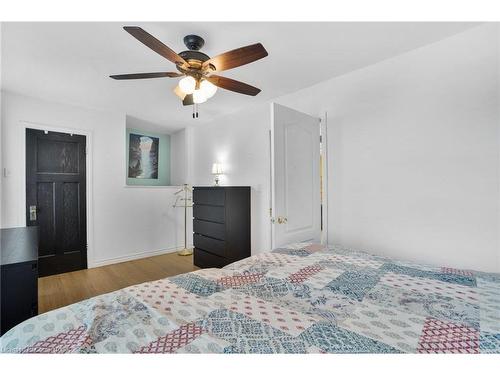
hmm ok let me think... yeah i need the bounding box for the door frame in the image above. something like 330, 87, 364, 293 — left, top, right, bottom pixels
269, 103, 328, 249
20, 121, 95, 269
320, 111, 329, 245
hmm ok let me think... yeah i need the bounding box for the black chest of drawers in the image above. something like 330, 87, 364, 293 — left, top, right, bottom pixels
193, 186, 251, 268
1, 227, 39, 336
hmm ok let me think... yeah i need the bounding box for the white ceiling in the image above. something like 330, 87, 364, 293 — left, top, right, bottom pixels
1, 22, 479, 132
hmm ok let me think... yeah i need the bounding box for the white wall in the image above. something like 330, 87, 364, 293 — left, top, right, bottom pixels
188, 104, 271, 254
171, 128, 187, 186
2, 24, 498, 273
274, 24, 500, 272
1, 91, 188, 267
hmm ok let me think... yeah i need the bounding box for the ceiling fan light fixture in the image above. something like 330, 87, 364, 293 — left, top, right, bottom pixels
178, 76, 196, 95
193, 89, 207, 104
200, 79, 217, 98
111, 27, 268, 115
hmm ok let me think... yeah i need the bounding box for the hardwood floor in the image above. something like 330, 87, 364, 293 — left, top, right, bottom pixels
38, 252, 198, 314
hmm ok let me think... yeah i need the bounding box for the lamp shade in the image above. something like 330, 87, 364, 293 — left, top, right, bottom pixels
211, 163, 223, 175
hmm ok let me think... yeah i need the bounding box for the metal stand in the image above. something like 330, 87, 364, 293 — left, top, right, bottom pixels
173, 184, 194, 256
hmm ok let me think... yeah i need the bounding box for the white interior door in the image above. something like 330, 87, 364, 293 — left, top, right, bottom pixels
271, 103, 321, 248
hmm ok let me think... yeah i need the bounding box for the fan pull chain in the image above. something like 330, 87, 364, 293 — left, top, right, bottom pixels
192, 104, 199, 119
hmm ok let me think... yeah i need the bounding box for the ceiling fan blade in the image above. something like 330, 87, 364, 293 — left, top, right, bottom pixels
182, 94, 194, 106
123, 26, 187, 67
110, 72, 183, 80
202, 43, 268, 72
206, 75, 261, 96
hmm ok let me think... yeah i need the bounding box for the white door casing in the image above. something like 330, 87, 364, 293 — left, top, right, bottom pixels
271, 103, 321, 248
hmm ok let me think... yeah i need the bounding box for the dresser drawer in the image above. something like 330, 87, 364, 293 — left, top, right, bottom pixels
193, 188, 225, 206
194, 248, 229, 268
193, 234, 225, 257
193, 219, 225, 240
193, 204, 225, 223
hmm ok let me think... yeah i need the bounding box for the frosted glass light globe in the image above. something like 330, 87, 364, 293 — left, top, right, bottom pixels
173, 85, 187, 100
178, 76, 196, 95
193, 89, 207, 104
200, 80, 218, 98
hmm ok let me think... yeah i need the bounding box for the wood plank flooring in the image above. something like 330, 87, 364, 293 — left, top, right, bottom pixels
38, 252, 198, 314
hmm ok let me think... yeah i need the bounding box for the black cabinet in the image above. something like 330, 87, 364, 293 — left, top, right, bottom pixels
193, 186, 250, 268
1, 227, 39, 336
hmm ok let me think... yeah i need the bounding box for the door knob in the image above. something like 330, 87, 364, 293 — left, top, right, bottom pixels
277, 216, 288, 224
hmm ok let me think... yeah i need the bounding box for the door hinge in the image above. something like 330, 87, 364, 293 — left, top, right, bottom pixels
269, 207, 272, 217
319, 135, 322, 143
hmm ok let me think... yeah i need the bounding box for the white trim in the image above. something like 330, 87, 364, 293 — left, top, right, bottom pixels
320, 112, 329, 245
21, 120, 95, 269
89, 245, 192, 268
268, 128, 273, 251
270, 102, 276, 250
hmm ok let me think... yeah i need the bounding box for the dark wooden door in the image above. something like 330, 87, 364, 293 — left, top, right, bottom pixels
26, 129, 87, 277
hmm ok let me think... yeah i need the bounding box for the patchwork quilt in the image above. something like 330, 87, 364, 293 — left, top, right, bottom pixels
2, 243, 500, 354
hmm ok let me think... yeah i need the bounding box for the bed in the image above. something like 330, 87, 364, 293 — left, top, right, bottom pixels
1, 242, 499, 354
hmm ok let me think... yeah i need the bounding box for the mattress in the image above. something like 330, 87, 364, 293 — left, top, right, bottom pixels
1, 242, 499, 353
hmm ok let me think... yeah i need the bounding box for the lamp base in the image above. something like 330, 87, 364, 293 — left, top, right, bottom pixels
177, 247, 193, 256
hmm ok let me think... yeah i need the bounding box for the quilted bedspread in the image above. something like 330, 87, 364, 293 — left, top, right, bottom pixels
2, 243, 500, 354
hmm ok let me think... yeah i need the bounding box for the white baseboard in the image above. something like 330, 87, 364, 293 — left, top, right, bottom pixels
88, 244, 194, 268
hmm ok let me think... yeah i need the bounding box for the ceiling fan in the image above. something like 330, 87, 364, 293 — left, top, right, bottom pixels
110, 26, 268, 117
